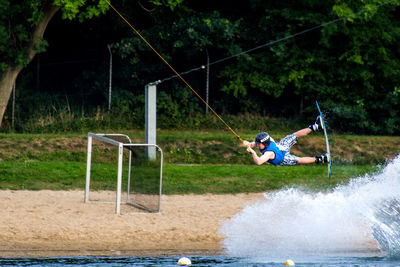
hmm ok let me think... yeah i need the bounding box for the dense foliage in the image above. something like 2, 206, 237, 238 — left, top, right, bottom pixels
0, 0, 111, 71
1, 0, 399, 134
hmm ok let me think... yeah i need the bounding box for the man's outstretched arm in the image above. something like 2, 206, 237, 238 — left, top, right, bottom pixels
246, 146, 272, 165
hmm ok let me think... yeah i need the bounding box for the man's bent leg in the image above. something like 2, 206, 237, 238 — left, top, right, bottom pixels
294, 128, 312, 138
295, 116, 324, 137
297, 156, 316, 164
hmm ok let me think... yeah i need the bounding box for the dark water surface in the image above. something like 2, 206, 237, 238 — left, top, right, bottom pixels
1, 250, 400, 267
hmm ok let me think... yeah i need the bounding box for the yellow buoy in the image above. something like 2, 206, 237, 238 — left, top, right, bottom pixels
283, 259, 295, 266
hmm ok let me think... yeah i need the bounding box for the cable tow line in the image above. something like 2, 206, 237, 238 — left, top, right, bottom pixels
104, 0, 244, 143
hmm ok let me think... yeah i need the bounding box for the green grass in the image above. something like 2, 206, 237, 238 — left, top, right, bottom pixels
163, 164, 379, 193
1, 131, 399, 165
0, 130, 397, 194
0, 161, 379, 193
0, 161, 87, 190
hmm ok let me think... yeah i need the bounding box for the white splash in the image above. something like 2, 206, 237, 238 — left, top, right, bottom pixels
220, 156, 400, 258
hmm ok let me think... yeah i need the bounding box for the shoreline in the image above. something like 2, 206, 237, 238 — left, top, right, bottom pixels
0, 248, 225, 258
0, 190, 263, 257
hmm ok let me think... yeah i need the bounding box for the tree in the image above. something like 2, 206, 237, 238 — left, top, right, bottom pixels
112, 4, 243, 119
0, 0, 109, 128
215, 0, 400, 132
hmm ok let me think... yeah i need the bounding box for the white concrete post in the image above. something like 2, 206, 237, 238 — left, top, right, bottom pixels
145, 82, 158, 160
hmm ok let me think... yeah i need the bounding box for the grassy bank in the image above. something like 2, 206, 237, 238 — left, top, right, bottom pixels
1, 130, 399, 164
0, 161, 379, 193
0, 130, 398, 193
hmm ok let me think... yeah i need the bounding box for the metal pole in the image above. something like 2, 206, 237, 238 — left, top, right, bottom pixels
107, 44, 112, 111
116, 143, 123, 214
85, 134, 93, 203
12, 82, 15, 129
206, 49, 209, 114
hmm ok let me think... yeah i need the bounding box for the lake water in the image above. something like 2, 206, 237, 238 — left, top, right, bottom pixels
1, 254, 400, 266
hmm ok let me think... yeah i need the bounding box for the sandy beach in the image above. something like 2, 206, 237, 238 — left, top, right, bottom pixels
0, 190, 263, 257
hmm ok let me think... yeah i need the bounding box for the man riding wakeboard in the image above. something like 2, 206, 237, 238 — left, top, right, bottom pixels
242, 116, 330, 166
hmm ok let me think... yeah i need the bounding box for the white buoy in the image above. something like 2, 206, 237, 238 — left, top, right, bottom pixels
178, 257, 192, 266
283, 259, 295, 266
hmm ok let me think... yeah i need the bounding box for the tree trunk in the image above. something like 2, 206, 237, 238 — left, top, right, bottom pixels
0, 2, 59, 128
0, 66, 23, 127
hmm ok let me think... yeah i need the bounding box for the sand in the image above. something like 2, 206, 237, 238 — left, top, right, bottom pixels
0, 190, 263, 257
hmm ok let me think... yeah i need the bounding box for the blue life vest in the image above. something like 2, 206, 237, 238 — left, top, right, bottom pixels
260, 141, 286, 166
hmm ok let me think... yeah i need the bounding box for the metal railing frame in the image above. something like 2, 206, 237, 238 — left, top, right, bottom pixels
85, 132, 163, 214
